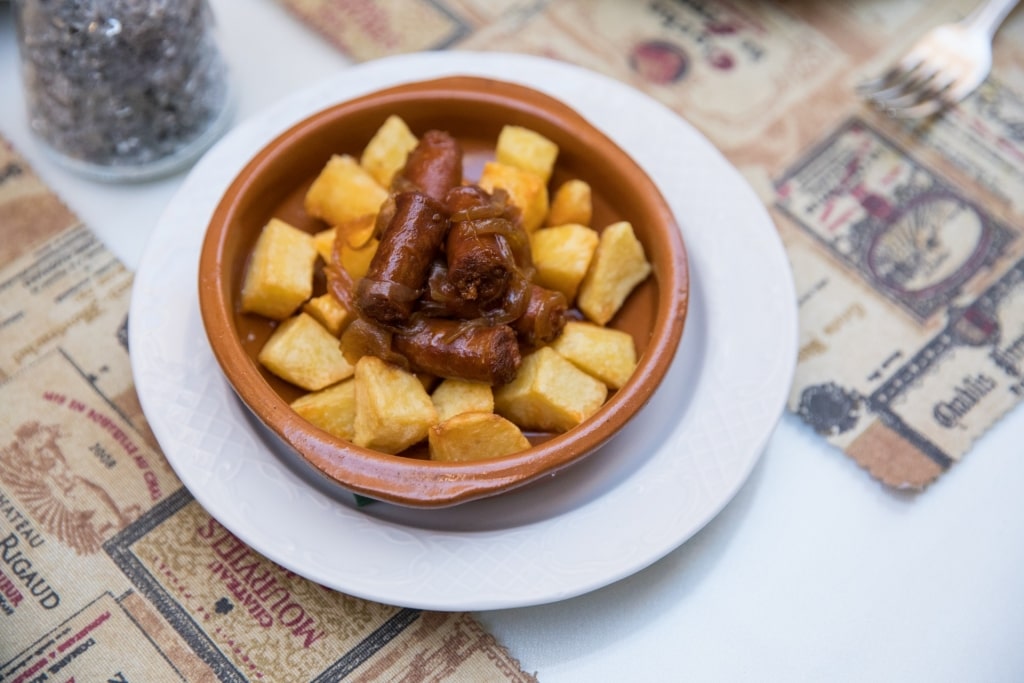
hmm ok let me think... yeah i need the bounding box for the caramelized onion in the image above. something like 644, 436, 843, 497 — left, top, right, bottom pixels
483, 273, 531, 325
324, 264, 356, 311
339, 317, 407, 368
355, 277, 422, 325
332, 214, 377, 251
467, 217, 532, 272
416, 259, 496, 320
449, 190, 508, 222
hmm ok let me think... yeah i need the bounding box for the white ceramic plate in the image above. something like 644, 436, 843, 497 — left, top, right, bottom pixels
130, 52, 797, 611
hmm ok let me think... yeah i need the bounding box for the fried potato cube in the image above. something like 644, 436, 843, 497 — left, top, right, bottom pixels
258, 313, 355, 391
478, 161, 549, 233
428, 411, 531, 462
577, 221, 653, 325
304, 154, 388, 227
360, 114, 419, 187
302, 293, 350, 337
313, 227, 336, 263
431, 379, 494, 422
240, 218, 318, 320
494, 347, 607, 433
546, 179, 592, 227
314, 216, 379, 279
495, 125, 559, 185
530, 223, 599, 302
353, 356, 438, 454
550, 321, 638, 389
338, 234, 379, 280
290, 378, 356, 441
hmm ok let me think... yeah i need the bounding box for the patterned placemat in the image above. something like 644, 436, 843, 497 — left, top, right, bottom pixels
279, 0, 1024, 489
0, 137, 536, 681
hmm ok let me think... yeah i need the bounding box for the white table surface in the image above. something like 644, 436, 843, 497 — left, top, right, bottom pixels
3, 2, 1023, 681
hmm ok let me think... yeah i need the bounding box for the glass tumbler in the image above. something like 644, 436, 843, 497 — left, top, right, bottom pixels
13, 0, 234, 182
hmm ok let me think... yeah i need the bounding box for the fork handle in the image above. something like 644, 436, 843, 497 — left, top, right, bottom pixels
964, 0, 1020, 37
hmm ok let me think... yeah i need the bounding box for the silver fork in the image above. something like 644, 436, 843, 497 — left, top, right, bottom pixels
858, 0, 1020, 118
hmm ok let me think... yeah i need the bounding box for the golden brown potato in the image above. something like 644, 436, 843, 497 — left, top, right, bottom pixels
353, 356, 438, 454
550, 321, 638, 389
290, 379, 357, 441
339, 236, 380, 282
302, 293, 350, 337
360, 114, 419, 187
495, 125, 559, 184
530, 223, 600, 302
241, 218, 318, 321
314, 216, 379, 279
428, 411, 531, 462
258, 313, 355, 391
577, 221, 652, 325
304, 154, 388, 227
478, 160, 549, 233
494, 346, 607, 433
545, 179, 592, 227
431, 378, 494, 422
313, 227, 336, 263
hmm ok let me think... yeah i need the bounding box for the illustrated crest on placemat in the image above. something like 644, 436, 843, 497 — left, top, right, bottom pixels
0, 421, 141, 554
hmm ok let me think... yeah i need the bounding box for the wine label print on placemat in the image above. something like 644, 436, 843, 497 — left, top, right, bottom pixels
776, 119, 1021, 486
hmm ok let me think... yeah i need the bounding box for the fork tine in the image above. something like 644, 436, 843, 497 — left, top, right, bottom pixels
885, 62, 986, 117
856, 58, 922, 96
856, 65, 907, 95
884, 61, 966, 116
867, 62, 940, 103
861, 64, 951, 118
875, 70, 951, 109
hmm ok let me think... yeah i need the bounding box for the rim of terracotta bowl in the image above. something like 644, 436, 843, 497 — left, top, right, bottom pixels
198, 75, 689, 508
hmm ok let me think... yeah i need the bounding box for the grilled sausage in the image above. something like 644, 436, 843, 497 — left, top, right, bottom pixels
512, 283, 568, 347
392, 318, 521, 385
356, 191, 449, 325
443, 185, 519, 304
392, 130, 463, 203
